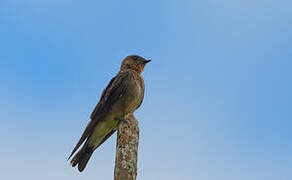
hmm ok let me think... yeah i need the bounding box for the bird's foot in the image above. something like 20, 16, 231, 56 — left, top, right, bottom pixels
114, 117, 128, 123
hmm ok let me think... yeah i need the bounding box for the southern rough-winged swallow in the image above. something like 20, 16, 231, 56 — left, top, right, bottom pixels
68, 55, 150, 172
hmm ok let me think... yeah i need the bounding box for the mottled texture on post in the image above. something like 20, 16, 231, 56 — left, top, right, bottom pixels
114, 114, 139, 180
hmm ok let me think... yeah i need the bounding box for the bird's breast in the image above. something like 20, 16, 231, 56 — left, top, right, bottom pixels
122, 74, 144, 113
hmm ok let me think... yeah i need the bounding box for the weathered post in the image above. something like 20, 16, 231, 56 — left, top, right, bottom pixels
114, 113, 139, 180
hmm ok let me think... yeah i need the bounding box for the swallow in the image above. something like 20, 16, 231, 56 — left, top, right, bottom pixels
68, 55, 150, 172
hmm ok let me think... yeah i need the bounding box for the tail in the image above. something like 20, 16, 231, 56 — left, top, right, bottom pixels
70, 146, 94, 172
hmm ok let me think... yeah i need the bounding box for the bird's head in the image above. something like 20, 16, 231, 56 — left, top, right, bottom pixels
120, 55, 151, 74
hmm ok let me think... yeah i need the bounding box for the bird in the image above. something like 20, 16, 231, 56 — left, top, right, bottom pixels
68, 55, 151, 172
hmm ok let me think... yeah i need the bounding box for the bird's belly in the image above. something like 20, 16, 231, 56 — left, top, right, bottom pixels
122, 83, 142, 114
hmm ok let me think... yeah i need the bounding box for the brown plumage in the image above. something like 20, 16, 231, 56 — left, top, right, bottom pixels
68, 55, 150, 172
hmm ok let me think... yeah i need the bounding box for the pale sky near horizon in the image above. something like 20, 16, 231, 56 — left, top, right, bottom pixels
0, 0, 291, 179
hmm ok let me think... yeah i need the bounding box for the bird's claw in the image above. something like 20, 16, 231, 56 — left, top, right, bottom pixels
114, 117, 128, 123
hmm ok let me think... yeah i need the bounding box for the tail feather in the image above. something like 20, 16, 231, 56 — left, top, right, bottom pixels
70, 146, 93, 172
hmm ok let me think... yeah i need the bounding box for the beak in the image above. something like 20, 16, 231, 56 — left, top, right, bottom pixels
143, 59, 151, 64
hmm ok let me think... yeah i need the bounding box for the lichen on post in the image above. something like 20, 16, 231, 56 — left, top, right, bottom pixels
114, 113, 139, 180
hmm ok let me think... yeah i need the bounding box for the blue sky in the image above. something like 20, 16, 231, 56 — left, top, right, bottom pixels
0, 0, 291, 179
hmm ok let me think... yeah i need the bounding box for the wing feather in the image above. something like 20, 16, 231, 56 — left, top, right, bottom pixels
68, 71, 132, 160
